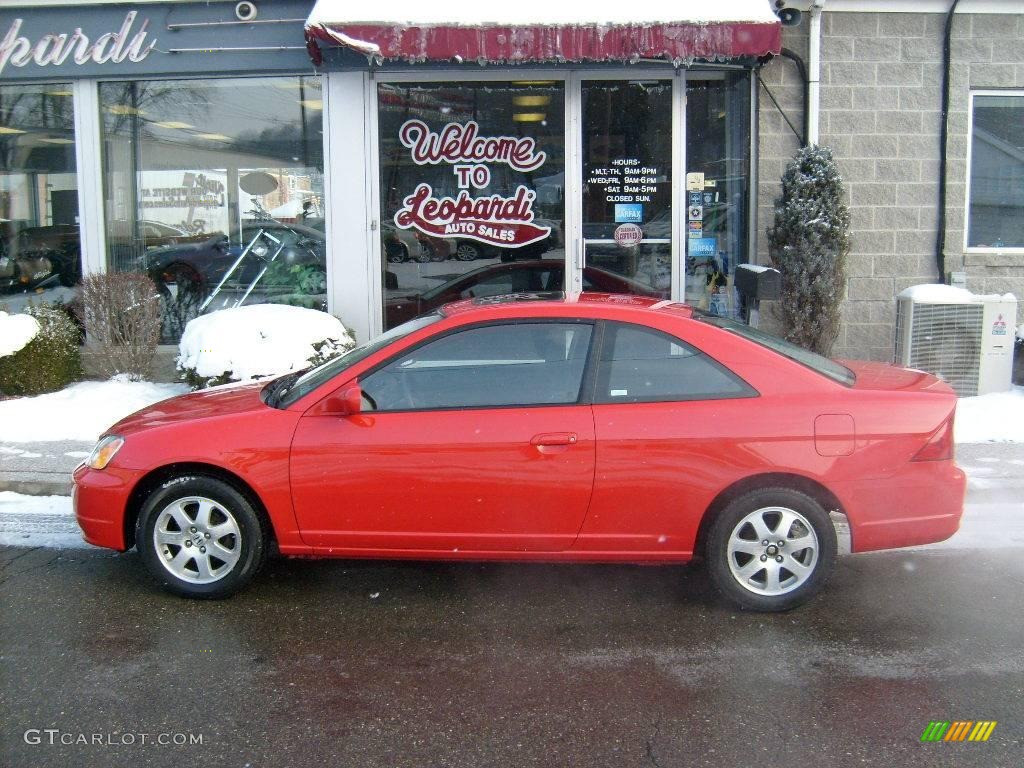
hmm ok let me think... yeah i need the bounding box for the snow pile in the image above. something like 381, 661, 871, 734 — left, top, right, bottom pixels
0, 310, 40, 358
898, 284, 1016, 304
955, 386, 1024, 444
177, 305, 354, 383
0, 378, 187, 442
306, 1, 781, 27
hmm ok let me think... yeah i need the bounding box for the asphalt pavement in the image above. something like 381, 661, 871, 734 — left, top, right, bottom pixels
2, 537, 1023, 767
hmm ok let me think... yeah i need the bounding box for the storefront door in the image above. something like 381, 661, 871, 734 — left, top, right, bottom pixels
371, 71, 750, 334
577, 78, 678, 300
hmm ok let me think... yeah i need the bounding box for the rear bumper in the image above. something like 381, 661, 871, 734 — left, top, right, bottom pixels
834, 461, 967, 552
73, 464, 137, 551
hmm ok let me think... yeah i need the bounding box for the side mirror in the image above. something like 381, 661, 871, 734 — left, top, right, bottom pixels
319, 384, 363, 416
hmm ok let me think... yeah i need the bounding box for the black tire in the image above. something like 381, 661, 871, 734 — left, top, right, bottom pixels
136, 475, 268, 599
385, 242, 408, 264
455, 242, 481, 262
705, 487, 836, 612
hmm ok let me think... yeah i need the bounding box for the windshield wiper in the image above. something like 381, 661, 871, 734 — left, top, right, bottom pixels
264, 371, 301, 408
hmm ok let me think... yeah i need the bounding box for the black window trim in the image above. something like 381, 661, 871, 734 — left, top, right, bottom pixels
591, 320, 760, 405
354, 317, 601, 415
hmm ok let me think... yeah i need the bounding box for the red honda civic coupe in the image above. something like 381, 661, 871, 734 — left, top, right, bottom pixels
74, 293, 966, 611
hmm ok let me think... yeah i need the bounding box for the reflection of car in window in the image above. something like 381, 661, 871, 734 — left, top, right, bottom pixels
384, 259, 668, 328
143, 220, 329, 341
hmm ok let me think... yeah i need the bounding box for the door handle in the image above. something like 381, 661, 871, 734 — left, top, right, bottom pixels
531, 432, 578, 447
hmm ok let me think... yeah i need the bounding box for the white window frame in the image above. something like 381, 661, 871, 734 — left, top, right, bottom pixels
963, 89, 1024, 256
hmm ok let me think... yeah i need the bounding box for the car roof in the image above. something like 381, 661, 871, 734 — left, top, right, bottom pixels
439, 292, 695, 319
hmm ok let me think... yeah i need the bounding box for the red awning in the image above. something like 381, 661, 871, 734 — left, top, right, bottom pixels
305, 1, 782, 65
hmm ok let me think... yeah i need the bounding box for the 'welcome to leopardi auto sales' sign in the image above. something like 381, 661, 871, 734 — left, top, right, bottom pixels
394, 119, 552, 249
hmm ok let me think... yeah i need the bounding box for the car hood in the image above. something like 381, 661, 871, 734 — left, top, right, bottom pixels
106, 381, 268, 436
840, 360, 955, 395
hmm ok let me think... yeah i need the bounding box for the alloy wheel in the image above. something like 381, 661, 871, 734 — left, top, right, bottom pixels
152, 496, 242, 584
726, 505, 819, 596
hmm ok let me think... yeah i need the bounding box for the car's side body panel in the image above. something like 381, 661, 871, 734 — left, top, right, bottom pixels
290, 405, 596, 552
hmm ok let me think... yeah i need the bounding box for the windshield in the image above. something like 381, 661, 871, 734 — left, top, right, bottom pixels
277, 312, 443, 407
696, 311, 856, 386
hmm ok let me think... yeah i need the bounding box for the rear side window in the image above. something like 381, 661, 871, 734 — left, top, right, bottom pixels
595, 323, 755, 404
362, 322, 593, 411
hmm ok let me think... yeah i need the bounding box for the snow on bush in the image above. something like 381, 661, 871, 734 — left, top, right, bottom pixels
955, 386, 1024, 444
0, 376, 187, 442
0, 305, 82, 396
767, 146, 850, 356
177, 304, 355, 389
0, 310, 40, 358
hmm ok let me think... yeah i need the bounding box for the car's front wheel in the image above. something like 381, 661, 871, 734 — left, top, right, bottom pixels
706, 487, 836, 611
136, 476, 267, 599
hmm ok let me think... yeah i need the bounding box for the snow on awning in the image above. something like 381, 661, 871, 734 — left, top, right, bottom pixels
305, 0, 782, 66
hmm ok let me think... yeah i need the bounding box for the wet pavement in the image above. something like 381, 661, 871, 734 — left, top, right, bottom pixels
1, 542, 1022, 767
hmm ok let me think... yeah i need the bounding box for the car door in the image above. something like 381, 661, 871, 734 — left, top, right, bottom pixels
575, 321, 758, 554
290, 320, 597, 552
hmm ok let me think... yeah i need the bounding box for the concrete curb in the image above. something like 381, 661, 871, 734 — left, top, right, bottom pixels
0, 478, 73, 496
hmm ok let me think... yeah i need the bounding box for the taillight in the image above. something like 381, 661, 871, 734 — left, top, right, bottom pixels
912, 417, 954, 462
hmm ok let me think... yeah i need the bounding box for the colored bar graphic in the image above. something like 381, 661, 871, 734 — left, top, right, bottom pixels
945, 721, 973, 741
921, 721, 950, 742
921, 720, 996, 742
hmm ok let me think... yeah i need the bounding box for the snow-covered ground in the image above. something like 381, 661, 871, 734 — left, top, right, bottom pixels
0, 492, 89, 549
0, 377, 186, 443
955, 385, 1024, 443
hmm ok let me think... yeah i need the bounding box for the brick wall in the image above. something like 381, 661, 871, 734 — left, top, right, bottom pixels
756, 10, 1024, 361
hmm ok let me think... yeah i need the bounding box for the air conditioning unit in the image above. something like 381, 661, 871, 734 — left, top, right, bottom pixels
895, 285, 1017, 397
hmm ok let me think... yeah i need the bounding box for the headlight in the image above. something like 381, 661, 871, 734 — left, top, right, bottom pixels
86, 435, 124, 470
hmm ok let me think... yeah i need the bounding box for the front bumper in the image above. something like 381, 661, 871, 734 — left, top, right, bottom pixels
835, 460, 967, 552
72, 464, 138, 551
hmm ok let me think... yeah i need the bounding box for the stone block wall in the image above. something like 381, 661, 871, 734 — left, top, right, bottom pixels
756, 10, 1024, 361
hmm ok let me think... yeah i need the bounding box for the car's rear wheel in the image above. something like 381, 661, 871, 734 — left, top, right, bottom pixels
706, 487, 836, 611
137, 476, 267, 599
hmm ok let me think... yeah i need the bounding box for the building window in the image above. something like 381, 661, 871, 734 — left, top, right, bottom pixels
967, 92, 1024, 250
0, 83, 80, 311
685, 71, 751, 318
377, 81, 565, 331
99, 76, 325, 342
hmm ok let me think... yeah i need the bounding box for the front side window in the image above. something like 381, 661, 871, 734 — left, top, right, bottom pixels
596, 322, 754, 403
99, 75, 325, 342
967, 93, 1024, 249
0, 83, 79, 311
362, 322, 592, 411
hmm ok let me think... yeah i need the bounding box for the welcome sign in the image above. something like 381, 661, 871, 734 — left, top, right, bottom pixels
393, 119, 552, 249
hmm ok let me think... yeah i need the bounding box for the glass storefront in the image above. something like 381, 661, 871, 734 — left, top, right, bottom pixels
0, 83, 80, 313
582, 79, 674, 298
684, 71, 751, 319
2, 68, 756, 344
378, 81, 566, 330
99, 76, 326, 342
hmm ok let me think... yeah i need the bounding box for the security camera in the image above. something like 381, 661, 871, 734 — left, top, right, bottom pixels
235, 1, 258, 22
774, 2, 803, 27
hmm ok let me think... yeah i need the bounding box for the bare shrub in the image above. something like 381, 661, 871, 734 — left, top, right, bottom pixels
81, 273, 162, 380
